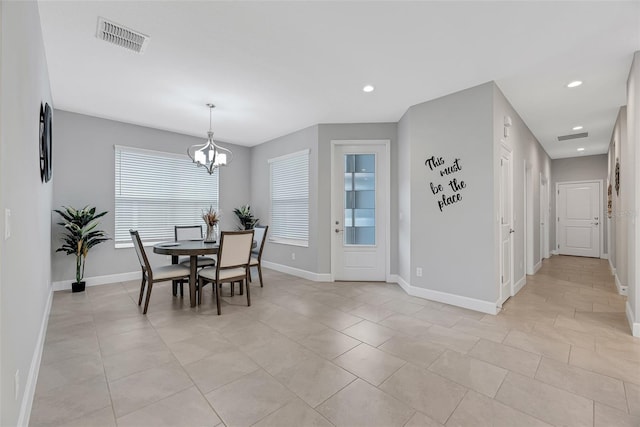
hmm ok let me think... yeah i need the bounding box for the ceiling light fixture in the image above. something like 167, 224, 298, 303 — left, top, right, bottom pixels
567, 80, 583, 88
577, 147, 585, 152
187, 104, 233, 175
572, 126, 583, 131
363, 85, 375, 93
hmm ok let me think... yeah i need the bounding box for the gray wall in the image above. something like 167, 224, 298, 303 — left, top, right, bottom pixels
550, 154, 608, 256
0, 2, 53, 424
493, 84, 552, 281
52, 111, 251, 282
626, 52, 639, 333
250, 125, 320, 273
401, 83, 497, 302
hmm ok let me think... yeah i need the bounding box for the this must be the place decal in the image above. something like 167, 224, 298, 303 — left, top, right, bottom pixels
425, 155, 466, 212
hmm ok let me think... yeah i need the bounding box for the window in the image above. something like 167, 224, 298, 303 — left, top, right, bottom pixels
114, 145, 218, 247
269, 149, 309, 246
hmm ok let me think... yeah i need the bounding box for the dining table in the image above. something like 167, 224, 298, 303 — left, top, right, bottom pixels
153, 240, 219, 307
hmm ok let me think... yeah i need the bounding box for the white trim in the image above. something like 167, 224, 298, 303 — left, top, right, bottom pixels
513, 275, 526, 295
551, 250, 559, 255
330, 140, 391, 283
17, 287, 53, 427
609, 258, 616, 275
262, 261, 331, 282
600, 253, 609, 260
615, 273, 628, 296
534, 260, 542, 274
267, 148, 310, 164
626, 301, 640, 337
52, 271, 140, 291
394, 276, 498, 315
555, 180, 604, 258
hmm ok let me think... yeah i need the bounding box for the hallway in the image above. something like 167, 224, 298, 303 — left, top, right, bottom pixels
30, 256, 640, 426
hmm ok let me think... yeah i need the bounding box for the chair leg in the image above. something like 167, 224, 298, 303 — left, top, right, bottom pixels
197, 277, 203, 305
215, 280, 221, 315
179, 280, 184, 298
258, 264, 264, 288
172, 280, 177, 297
231, 281, 234, 297
245, 278, 251, 307
138, 276, 147, 306
248, 267, 252, 282
239, 280, 243, 295
143, 282, 153, 314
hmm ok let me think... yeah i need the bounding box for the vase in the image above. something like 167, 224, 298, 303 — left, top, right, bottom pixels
72, 281, 86, 293
204, 224, 217, 243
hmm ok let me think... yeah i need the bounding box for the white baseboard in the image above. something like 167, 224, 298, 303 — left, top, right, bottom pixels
52, 271, 140, 291
17, 287, 53, 427
533, 260, 542, 274
615, 273, 628, 296
608, 258, 616, 276
626, 301, 640, 337
387, 273, 399, 284
513, 275, 526, 295
261, 261, 331, 282
551, 250, 559, 255
600, 253, 609, 260
394, 276, 498, 315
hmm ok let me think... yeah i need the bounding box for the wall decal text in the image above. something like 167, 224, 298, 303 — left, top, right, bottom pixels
425, 155, 467, 212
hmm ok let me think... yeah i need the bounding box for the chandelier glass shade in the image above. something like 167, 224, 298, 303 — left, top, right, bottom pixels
187, 104, 233, 175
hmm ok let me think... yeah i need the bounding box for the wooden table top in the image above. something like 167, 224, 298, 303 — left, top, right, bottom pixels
152, 240, 219, 256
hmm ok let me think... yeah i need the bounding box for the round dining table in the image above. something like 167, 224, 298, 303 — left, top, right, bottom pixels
153, 240, 219, 307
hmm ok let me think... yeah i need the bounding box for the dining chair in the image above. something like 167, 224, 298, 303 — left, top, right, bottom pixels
248, 225, 268, 287
172, 225, 216, 296
197, 230, 254, 315
130, 230, 191, 314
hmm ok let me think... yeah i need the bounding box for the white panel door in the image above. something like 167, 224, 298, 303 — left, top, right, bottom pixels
332, 144, 387, 281
558, 182, 600, 257
499, 147, 513, 305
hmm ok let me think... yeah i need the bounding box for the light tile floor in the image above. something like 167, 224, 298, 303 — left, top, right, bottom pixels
30, 256, 640, 426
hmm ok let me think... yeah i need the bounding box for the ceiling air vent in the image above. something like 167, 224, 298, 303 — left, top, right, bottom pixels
96, 17, 149, 53
557, 132, 588, 141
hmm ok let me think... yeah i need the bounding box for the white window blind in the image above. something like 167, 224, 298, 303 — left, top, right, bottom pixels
269, 149, 309, 246
115, 145, 218, 246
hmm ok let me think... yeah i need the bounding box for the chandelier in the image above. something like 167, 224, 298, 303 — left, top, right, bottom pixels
187, 104, 233, 175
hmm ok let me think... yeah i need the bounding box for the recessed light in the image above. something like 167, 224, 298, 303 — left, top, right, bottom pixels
363, 85, 375, 93
567, 80, 583, 88
577, 147, 585, 152
572, 126, 583, 131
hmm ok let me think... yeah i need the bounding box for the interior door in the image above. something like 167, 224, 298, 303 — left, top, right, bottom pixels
499, 147, 513, 305
557, 182, 600, 257
332, 144, 387, 281
540, 176, 549, 260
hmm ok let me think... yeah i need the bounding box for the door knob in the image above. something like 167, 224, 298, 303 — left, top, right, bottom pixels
335, 228, 343, 233
593, 222, 599, 226
509, 228, 515, 234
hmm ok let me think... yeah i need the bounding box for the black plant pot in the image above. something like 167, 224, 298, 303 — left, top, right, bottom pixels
71, 281, 86, 293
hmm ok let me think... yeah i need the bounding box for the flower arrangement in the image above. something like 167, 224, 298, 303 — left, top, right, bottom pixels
202, 206, 220, 242
202, 205, 220, 226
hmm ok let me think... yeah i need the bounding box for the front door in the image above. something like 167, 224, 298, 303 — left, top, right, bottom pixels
332, 143, 387, 281
499, 146, 513, 305
557, 181, 600, 257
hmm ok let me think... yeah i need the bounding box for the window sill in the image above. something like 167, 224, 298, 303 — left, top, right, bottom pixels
269, 238, 308, 248
115, 241, 164, 249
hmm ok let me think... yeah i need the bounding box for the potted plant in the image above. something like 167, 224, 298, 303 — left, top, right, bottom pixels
54, 206, 109, 292
233, 204, 259, 230
202, 205, 220, 242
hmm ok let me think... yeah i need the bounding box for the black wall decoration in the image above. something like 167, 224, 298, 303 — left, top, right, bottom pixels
425, 155, 467, 212
39, 102, 52, 182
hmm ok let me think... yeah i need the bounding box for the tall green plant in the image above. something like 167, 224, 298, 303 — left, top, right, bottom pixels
54, 206, 109, 283
233, 204, 259, 230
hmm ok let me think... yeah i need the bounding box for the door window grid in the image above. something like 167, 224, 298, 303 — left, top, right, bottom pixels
344, 154, 376, 245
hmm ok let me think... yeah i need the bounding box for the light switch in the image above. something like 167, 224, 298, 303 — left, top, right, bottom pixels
4, 208, 10, 240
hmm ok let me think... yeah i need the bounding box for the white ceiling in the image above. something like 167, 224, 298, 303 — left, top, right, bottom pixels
38, 1, 640, 158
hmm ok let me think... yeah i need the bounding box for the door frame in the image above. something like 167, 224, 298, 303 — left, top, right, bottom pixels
540, 173, 550, 260
524, 161, 535, 275
330, 139, 391, 282
555, 179, 603, 257
499, 144, 514, 306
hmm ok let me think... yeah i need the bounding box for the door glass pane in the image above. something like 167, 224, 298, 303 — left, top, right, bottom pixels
344, 154, 375, 245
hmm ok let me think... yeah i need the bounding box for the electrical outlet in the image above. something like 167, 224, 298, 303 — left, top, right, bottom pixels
14, 370, 19, 401
416, 267, 423, 277
291, 252, 296, 260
